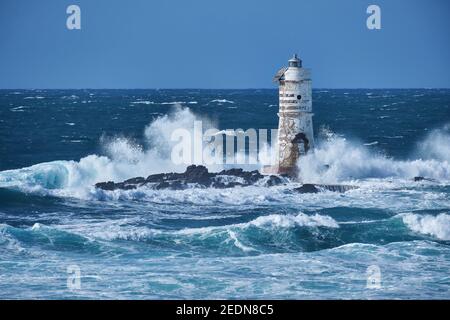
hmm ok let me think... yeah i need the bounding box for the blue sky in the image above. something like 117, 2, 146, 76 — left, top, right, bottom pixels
0, 0, 449, 88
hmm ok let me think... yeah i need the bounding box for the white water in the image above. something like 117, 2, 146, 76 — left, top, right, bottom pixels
249, 213, 339, 229
298, 127, 450, 184
402, 213, 450, 240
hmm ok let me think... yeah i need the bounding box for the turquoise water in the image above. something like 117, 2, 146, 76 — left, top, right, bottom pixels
0, 89, 450, 299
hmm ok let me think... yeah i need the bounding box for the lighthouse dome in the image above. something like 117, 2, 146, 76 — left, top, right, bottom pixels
288, 54, 302, 68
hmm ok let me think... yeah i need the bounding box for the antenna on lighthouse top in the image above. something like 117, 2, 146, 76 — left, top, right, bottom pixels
288, 54, 302, 68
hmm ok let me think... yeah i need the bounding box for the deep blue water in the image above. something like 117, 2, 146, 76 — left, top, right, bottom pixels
0, 89, 450, 299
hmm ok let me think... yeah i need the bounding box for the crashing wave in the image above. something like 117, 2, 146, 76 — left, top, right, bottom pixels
402, 213, 450, 240
297, 126, 450, 184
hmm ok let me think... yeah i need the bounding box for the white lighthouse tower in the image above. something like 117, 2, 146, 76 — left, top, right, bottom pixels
267, 54, 314, 176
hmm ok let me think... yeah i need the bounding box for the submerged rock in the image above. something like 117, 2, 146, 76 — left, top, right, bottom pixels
315, 184, 358, 193
413, 176, 436, 182
294, 184, 357, 194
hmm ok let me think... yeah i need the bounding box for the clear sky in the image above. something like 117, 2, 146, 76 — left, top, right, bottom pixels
0, 0, 449, 89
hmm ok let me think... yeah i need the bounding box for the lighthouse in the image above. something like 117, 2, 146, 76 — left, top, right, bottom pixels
265, 54, 314, 176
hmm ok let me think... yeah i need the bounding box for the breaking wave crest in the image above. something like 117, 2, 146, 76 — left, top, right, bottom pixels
402, 213, 450, 241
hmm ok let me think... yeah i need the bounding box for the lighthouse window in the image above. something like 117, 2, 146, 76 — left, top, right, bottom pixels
297, 95, 302, 100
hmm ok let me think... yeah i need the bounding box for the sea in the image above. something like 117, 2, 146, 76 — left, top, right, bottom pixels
0, 89, 449, 299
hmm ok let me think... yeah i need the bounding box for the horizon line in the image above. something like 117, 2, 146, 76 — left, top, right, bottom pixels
1, 87, 450, 90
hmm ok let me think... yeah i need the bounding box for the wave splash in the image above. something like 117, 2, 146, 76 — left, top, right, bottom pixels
0, 107, 220, 196
298, 126, 450, 184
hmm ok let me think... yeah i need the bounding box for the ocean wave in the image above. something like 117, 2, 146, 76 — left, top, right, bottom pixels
22, 211, 446, 258
23, 96, 45, 100
131, 101, 198, 105
10, 106, 28, 112
2, 237, 449, 299
131, 100, 156, 105
0, 223, 106, 255
210, 99, 235, 104
174, 213, 339, 236
1, 212, 446, 260
248, 213, 339, 229
84, 212, 340, 254
402, 213, 450, 240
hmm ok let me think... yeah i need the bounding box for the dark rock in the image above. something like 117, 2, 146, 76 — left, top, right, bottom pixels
154, 181, 171, 190
146, 173, 167, 182
94, 165, 358, 193
295, 184, 320, 193
413, 176, 437, 183
265, 175, 284, 187
94, 181, 116, 191
184, 164, 212, 183
317, 184, 358, 192
219, 168, 244, 176
95, 165, 275, 191
294, 183, 358, 193
124, 177, 145, 184
115, 182, 137, 190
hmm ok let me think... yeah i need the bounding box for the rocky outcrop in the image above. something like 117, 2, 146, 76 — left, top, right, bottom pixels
413, 176, 437, 182
95, 165, 358, 193
95, 165, 285, 191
